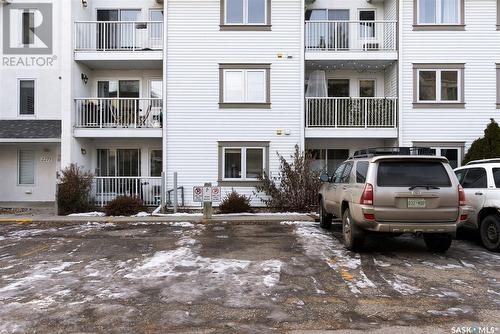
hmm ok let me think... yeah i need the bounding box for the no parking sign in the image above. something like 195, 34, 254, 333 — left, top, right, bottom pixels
193, 186, 222, 203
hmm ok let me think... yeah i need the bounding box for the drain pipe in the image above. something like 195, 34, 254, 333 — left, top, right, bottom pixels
161, 4, 168, 212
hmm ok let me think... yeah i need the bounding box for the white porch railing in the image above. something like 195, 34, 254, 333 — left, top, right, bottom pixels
93, 177, 162, 207
75, 98, 162, 129
306, 97, 397, 128
305, 21, 397, 52
75, 21, 164, 51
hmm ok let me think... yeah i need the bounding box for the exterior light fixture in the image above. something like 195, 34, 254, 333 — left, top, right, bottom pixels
81, 73, 88, 85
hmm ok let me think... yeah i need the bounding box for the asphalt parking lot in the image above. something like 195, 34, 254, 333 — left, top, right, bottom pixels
0, 221, 499, 334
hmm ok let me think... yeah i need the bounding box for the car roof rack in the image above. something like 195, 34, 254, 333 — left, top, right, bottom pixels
352, 147, 434, 159
466, 158, 500, 166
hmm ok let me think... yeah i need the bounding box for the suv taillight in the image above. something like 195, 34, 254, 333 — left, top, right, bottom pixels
458, 185, 466, 206
361, 183, 374, 205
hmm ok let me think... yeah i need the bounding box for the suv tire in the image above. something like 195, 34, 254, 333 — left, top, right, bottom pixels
342, 208, 365, 251
424, 234, 453, 253
480, 215, 500, 252
319, 199, 333, 229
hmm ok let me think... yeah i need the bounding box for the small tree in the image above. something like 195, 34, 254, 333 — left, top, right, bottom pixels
104, 196, 146, 216
463, 119, 500, 164
57, 164, 94, 215
218, 190, 252, 214
255, 145, 322, 212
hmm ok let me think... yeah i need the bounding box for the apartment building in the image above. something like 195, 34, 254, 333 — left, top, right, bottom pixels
0, 0, 498, 208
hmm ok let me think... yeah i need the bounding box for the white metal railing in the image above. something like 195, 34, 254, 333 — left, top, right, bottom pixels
75, 98, 162, 129
75, 21, 163, 51
306, 97, 397, 128
305, 21, 397, 52
93, 177, 162, 207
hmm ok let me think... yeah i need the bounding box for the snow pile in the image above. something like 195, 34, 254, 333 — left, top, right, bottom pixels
67, 212, 106, 217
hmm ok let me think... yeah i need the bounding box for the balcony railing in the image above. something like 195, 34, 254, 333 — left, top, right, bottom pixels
305, 21, 397, 52
75, 98, 163, 129
75, 21, 163, 51
306, 97, 397, 128
93, 177, 162, 207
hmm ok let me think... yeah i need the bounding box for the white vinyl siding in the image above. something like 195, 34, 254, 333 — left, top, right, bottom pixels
18, 150, 35, 185
223, 69, 266, 103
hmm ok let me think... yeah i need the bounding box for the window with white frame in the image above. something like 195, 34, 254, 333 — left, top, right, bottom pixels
417, 0, 461, 25
225, 0, 267, 25
430, 147, 461, 168
18, 150, 35, 185
417, 68, 461, 103
220, 65, 270, 106
222, 147, 265, 181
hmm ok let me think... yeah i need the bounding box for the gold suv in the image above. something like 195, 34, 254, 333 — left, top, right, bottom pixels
319, 148, 468, 252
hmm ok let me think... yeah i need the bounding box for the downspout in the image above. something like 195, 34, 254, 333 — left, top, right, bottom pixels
300, 0, 306, 151
162, 3, 168, 211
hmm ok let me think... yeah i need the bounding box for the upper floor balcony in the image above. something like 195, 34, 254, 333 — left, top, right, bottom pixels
73, 98, 163, 138
305, 20, 398, 61
305, 97, 398, 138
74, 21, 163, 69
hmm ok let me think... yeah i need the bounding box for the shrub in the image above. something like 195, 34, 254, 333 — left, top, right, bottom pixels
463, 119, 500, 164
255, 145, 322, 213
218, 191, 252, 214
104, 196, 146, 217
57, 164, 94, 215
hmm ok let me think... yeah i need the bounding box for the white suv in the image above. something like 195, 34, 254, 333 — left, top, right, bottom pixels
455, 159, 500, 252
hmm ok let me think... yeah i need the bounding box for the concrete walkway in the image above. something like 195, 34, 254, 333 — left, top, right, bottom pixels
0, 213, 317, 224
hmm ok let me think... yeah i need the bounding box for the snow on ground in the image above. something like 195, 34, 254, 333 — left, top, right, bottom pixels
67, 212, 106, 217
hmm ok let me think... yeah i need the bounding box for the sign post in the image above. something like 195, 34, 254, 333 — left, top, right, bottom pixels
193, 184, 222, 221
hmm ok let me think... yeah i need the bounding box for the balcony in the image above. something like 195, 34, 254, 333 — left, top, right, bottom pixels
305, 97, 398, 138
74, 98, 163, 138
93, 177, 162, 207
305, 21, 397, 61
74, 21, 163, 69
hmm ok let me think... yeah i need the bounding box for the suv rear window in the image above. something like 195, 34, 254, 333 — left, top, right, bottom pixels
377, 161, 452, 187
494, 168, 500, 188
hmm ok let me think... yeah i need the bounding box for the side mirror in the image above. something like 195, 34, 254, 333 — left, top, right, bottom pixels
320, 173, 330, 183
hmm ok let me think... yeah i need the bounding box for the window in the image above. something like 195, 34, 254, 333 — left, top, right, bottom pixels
340, 162, 353, 183
219, 142, 268, 184
97, 149, 141, 177
308, 149, 350, 175
332, 163, 346, 183
19, 80, 35, 115
356, 161, 370, 184
359, 10, 376, 38
417, 0, 461, 25
328, 79, 350, 97
497, 64, 500, 109
461, 168, 487, 189
220, 64, 270, 108
18, 150, 35, 185
149, 9, 164, 40
493, 168, 500, 188
222, 0, 270, 29
429, 147, 461, 169
377, 161, 452, 187
360, 80, 376, 98
150, 150, 162, 177
414, 65, 464, 106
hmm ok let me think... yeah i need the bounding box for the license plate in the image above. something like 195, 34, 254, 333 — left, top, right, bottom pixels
408, 198, 426, 209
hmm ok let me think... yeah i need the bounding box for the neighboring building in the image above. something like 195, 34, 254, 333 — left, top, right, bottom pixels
0, 0, 498, 207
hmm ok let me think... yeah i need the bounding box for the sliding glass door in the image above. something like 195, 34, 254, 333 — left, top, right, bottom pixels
96, 9, 141, 50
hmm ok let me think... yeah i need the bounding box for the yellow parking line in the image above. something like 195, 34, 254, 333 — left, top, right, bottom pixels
0, 218, 33, 224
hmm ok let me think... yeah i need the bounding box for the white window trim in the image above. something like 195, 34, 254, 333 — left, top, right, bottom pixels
224, 0, 268, 25
17, 149, 36, 186
431, 147, 462, 164
18, 78, 36, 117
417, 68, 461, 103
223, 69, 266, 103
222, 147, 265, 181
417, 0, 461, 25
